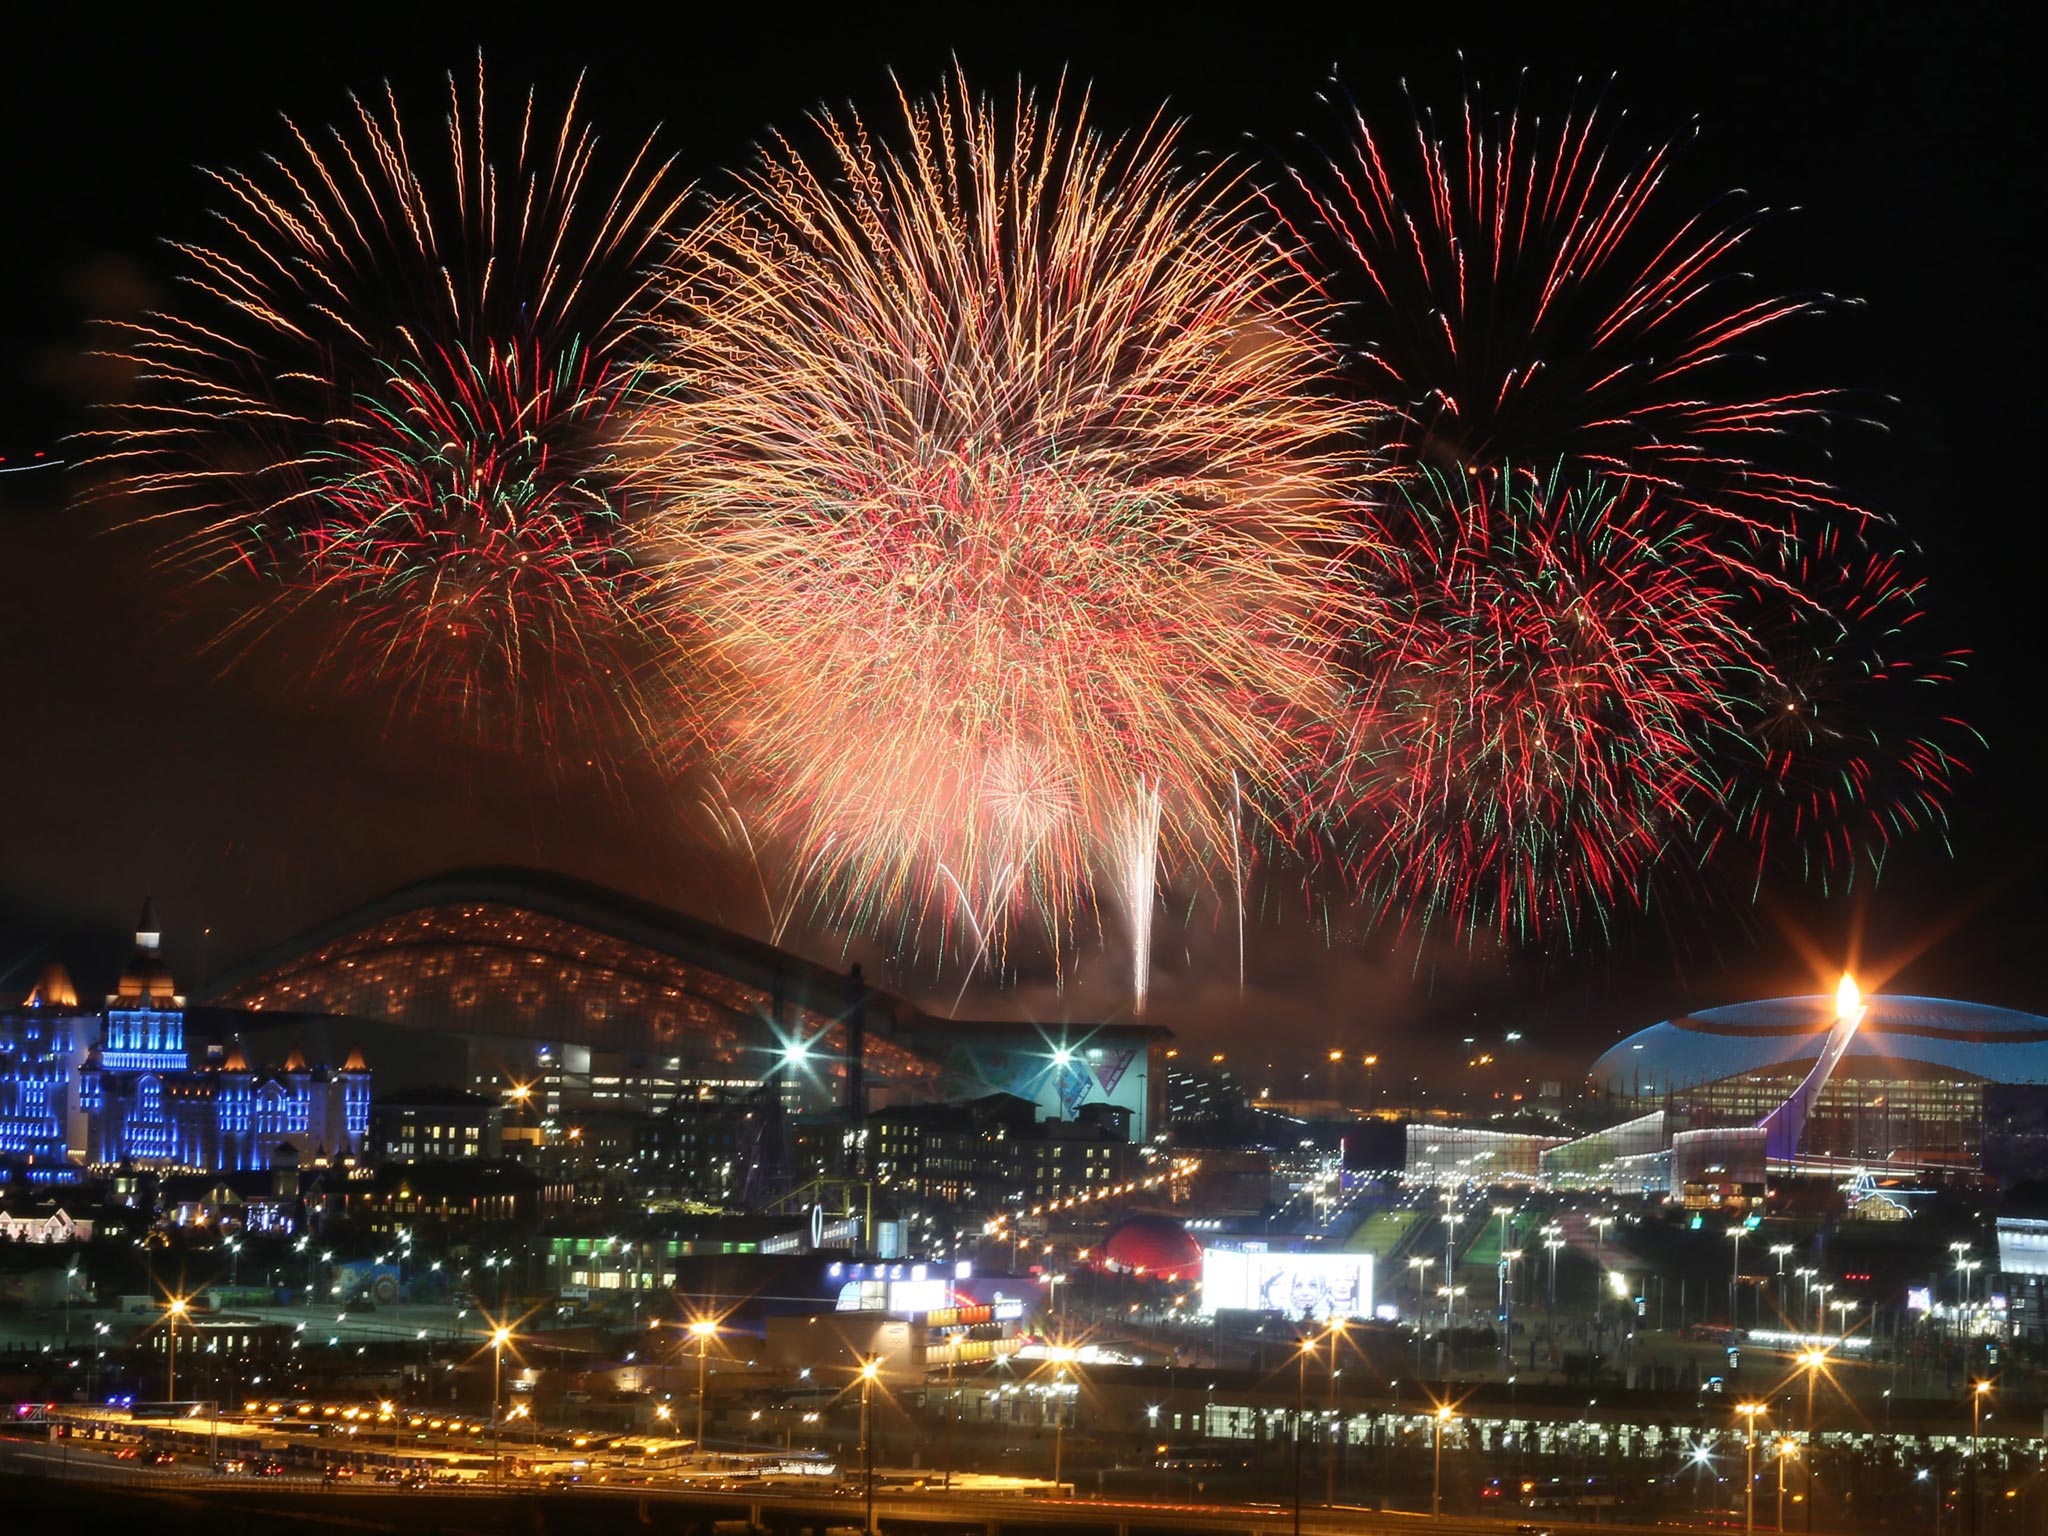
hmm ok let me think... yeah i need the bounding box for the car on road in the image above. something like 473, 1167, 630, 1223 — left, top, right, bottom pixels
114, 1447, 141, 1461
252, 1459, 287, 1477
149, 1451, 178, 1465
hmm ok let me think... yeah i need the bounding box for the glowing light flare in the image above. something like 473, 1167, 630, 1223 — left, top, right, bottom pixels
1835, 973, 1862, 1022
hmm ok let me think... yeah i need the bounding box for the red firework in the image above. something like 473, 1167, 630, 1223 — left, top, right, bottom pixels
1275, 79, 1862, 532
1334, 465, 1771, 944
1722, 524, 1978, 894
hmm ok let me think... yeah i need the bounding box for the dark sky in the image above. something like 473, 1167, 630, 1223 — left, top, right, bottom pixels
0, 4, 2039, 1095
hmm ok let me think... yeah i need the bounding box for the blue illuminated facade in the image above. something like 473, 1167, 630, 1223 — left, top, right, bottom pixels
0, 905, 370, 1173
0, 962, 92, 1162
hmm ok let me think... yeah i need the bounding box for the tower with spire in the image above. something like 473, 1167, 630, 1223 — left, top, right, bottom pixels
97, 898, 188, 1071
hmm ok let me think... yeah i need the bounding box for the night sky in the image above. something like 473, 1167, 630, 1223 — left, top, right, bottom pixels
0, 6, 2039, 1091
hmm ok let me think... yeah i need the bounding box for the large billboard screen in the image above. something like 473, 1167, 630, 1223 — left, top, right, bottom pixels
1199, 1249, 1374, 1320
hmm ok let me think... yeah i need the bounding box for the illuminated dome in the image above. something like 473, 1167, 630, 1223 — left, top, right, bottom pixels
1100, 1214, 1201, 1279
205, 867, 947, 1098
1592, 995, 2048, 1094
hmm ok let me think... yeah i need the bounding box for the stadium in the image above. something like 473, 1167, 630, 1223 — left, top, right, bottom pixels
1407, 990, 2048, 1196
201, 867, 1168, 1139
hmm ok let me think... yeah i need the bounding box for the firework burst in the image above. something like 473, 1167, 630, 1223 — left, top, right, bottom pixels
638, 72, 1366, 984
1276, 79, 1971, 944
1332, 465, 1773, 945
1276, 78, 1859, 532
81, 57, 689, 745
1721, 526, 1977, 893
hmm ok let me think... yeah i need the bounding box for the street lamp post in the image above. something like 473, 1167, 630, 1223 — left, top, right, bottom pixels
1769, 1245, 1794, 1325
1799, 1348, 1826, 1534
1491, 1206, 1516, 1366
1502, 1249, 1523, 1350
1438, 1283, 1465, 1335
1294, 1337, 1311, 1536
1432, 1404, 1453, 1518
1737, 1402, 1764, 1536
491, 1325, 511, 1484
690, 1319, 718, 1459
860, 1358, 880, 1536
1957, 1260, 1981, 1361
1041, 1343, 1077, 1493
1408, 1258, 1434, 1376
1589, 1214, 1614, 1347
1441, 1201, 1462, 1328
1322, 1321, 1347, 1507
165, 1296, 187, 1401
1727, 1227, 1746, 1329
1971, 1379, 1990, 1536
1777, 1437, 1795, 1533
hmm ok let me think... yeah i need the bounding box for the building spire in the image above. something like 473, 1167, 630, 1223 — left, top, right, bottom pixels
136, 897, 161, 952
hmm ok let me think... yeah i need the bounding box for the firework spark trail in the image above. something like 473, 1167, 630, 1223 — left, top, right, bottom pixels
1110, 780, 1165, 1016
638, 70, 1370, 981
1230, 768, 1247, 996
698, 783, 802, 946
79, 56, 691, 749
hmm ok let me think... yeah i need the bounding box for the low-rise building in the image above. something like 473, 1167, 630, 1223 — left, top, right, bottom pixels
370, 1088, 504, 1163
870, 1094, 1136, 1212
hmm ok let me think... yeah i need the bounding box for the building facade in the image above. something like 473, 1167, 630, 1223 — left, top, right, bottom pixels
869, 1093, 1137, 1211
370, 1089, 504, 1163
0, 964, 95, 1163
0, 905, 371, 1175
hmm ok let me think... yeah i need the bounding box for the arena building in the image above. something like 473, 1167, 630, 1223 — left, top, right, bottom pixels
1592, 993, 2048, 1177
1407, 989, 2048, 1196
203, 867, 1168, 1140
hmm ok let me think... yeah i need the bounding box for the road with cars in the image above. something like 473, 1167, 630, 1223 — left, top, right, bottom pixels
0, 1434, 1784, 1536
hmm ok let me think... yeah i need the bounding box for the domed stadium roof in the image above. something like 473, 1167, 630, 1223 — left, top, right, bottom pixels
201, 867, 949, 1095
1591, 995, 2048, 1094
1100, 1214, 1202, 1279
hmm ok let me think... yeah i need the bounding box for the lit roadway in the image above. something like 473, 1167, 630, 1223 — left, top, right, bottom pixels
0, 1439, 1765, 1536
